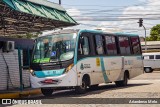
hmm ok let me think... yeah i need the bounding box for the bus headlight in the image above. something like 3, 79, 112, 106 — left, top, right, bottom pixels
29, 69, 35, 76
65, 64, 74, 73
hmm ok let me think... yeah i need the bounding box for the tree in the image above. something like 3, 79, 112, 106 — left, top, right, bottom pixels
147, 24, 160, 41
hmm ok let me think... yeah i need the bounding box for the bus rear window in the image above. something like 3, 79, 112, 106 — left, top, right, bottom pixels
131, 37, 141, 54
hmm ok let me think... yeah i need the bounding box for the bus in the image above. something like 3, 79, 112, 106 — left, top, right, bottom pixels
30, 29, 144, 96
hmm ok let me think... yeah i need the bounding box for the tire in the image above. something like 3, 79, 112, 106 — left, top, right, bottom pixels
144, 67, 153, 73
41, 88, 53, 96
75, 78, 88, 94
90, 84, 99, 90
115, 72, 128, 87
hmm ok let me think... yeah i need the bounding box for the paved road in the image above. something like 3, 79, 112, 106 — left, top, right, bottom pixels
3, 71, 160, 107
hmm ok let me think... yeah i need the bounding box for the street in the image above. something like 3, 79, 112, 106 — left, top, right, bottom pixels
4, 70, 160, 107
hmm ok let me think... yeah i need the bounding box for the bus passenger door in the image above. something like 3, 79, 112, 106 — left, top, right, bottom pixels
91, 35, 106, 84
104, 56, 123, 82
76, 33, 94, 86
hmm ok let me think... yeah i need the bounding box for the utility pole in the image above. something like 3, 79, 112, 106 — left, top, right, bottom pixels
59, 0, 61, 5
138, 18, 147, 51
142, 25, 147, 51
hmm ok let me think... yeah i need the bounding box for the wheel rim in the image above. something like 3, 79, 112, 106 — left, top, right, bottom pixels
145, 68, 150, 72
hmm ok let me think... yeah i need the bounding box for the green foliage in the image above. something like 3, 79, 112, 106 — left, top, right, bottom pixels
147, 24, 160, 41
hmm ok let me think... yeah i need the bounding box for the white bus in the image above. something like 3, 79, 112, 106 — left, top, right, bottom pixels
30, 29, 144, 96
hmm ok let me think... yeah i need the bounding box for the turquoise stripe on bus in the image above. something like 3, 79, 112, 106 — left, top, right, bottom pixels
100, 57, 108, 83
34, 69, 65, 78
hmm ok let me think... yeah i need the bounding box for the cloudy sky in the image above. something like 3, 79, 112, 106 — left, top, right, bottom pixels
49, 0, 160, 37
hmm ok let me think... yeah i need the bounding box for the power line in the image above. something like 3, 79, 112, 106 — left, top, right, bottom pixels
71, 14, 160, 17
75, 17, 160, 21
80, 22, 151, 28
63, 0, 157, 7
65, 5, 160, 10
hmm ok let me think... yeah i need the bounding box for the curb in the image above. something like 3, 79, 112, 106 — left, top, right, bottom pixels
0, 89, 41, 98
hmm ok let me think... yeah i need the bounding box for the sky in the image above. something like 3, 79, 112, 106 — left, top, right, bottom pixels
48, 0, 160, 37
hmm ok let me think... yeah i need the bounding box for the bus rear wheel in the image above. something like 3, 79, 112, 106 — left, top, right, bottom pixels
41, 88, 53, 96
115, 72, 128, 87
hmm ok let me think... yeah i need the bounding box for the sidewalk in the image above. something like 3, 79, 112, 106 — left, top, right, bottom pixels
0, 88, 41, 98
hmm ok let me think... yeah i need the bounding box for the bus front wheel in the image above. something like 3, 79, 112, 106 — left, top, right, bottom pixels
115, 72, 128, 87
75, 78, 88, 94
41, 88, 53, 96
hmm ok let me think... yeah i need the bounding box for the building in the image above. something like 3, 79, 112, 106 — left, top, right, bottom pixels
141, 41, 160, 52
0, 37, 34, 91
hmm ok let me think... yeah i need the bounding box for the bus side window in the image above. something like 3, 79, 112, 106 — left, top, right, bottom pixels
105, 35, 117, 55
94, 35, 104, 55
118, 36, 131, 55
78, 36, 90, 55
131, 37, 141, 54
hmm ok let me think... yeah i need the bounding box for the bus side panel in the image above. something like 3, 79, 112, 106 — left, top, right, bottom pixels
128, 56, 144, 79
76, 58, 104, 86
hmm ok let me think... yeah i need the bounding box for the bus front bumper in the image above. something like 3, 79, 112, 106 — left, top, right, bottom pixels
30, 70, 77, 88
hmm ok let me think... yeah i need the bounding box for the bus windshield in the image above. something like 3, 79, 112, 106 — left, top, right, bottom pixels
32, 33, 77, 63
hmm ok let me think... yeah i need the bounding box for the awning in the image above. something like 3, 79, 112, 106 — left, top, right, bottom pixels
0, 0, 77, 35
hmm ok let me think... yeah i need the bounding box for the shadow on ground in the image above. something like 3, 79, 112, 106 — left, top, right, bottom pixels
0, 83, 152, 106
30, 83, 152, 99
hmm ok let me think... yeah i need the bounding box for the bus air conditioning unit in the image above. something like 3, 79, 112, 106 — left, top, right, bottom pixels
2, 41, 15, 52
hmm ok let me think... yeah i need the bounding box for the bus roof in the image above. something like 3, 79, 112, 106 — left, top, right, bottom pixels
115, 32, 139, 37
39, 29, 139, 38
79, 29, 139, 37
